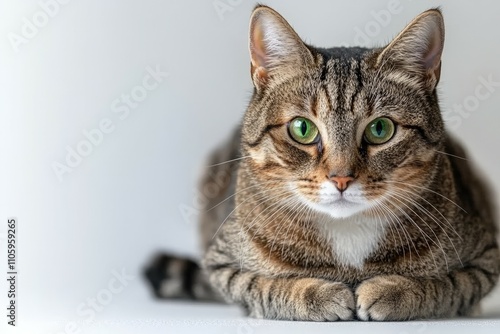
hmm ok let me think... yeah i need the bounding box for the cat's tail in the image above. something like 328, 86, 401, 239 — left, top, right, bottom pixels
144, 253, 223, 302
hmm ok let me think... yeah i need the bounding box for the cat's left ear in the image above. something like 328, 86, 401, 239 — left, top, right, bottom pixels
249, 5, 314, 91
377, 9, 445, 91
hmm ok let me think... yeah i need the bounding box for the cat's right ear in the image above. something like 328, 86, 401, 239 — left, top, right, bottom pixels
249, 5, 314, 91
376, 9, 445, 92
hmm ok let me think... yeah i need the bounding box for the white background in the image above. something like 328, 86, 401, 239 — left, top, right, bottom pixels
1, 0, 499, 333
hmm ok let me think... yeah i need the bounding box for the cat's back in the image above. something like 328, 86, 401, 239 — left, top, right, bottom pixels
444, 134, 497, 233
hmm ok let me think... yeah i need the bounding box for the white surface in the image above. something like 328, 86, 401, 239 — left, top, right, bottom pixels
1, 0, 500, 333
20, 284, 500, 334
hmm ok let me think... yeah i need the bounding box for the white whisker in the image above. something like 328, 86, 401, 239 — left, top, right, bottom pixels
434, 150, 468, 161
213, 185, 288, 240
268, 198, 306, 261
205, 180, 279, 212
374, 198, 416, 267
385, 180, 468, 213
207, 155, 251, 167
388, 191, 449, 271
389, 186, 463, 267
385, 193, 440, 273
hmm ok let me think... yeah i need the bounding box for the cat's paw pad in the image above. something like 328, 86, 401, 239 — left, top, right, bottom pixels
302, 282, 355, 321
355, 275, 418, 321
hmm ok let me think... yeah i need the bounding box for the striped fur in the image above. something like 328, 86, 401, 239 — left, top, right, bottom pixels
145, 6, 499, 321
144, 253, 222, 301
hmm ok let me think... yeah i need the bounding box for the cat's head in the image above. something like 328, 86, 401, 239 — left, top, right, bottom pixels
241, 5, 446, 219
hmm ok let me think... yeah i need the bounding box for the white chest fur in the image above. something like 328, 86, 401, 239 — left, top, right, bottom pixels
318, 215, 388, 268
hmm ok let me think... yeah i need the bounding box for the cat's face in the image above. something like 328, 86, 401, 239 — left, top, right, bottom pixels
241, 6, 445, 219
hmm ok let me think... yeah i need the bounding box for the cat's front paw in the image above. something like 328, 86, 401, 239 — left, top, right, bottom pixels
300, 282, 355, 321
355, 275, 421, 321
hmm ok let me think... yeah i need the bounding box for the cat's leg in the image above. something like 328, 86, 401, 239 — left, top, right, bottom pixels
204, 227, 355, 321
356, 244, 500, 320
205, 264, 355, 321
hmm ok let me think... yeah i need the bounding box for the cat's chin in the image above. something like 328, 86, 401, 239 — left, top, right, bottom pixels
304, 198, 369, 219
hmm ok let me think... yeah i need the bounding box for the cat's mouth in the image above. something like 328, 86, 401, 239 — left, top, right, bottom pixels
328, 197, 359, 205
324, 196, 365, 208
318, 184, 366, 205
321, 198, 368, 218
301, 195, 369, 219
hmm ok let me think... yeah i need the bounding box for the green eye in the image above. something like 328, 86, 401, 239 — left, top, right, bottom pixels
288, 117, 319, 144
364, 117, 395, 144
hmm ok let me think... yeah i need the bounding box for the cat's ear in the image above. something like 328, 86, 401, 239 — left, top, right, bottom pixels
249, 5, 314, 90
377, 9, 445, 91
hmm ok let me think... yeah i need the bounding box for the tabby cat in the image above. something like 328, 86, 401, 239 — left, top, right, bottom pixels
145, 5, 499, 321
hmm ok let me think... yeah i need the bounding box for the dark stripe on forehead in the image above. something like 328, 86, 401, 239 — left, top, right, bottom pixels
354, 60, 363, 88
348, 61, 363, 115
320, 59, 328, 82
332, 59, 346, 114
316, 47, 370, 115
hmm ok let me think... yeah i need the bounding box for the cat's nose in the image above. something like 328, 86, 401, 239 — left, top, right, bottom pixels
329, 175, 355, 192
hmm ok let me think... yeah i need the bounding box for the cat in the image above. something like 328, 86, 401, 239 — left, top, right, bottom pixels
144, 5, 499, 321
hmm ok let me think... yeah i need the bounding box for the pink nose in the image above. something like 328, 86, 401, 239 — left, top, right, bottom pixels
330, 176, 355, 192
